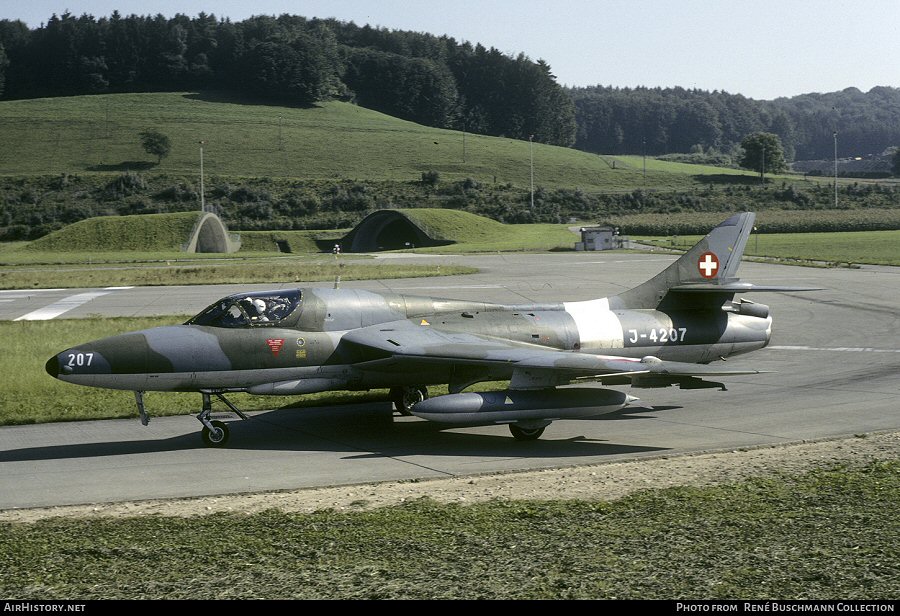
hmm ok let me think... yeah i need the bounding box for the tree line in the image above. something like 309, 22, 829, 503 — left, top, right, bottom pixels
0, 12, 575, 146
568, 85, 900, 162
0, 12, 898, 160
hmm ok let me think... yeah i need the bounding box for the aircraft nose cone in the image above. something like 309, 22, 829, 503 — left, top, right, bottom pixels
45, 355, 60, 378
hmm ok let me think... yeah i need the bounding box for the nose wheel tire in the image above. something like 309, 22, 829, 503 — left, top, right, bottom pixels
391, 386, 428, 416
509, 424, 545, 441
201, 420, 230, 447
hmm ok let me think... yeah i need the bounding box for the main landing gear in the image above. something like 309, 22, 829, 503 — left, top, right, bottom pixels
508, 421, 551, 441
390, 385, 428, 416
197, 392, 249, 448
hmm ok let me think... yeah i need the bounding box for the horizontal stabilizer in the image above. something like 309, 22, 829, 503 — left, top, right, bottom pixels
670, 282, 824, 293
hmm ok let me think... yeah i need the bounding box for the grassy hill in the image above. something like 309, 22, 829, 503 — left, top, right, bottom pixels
25, 212, 206, 252
395, 208, 577, 252
0, 92, 789, 191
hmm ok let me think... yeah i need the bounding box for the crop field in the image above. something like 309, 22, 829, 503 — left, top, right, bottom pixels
637, 229, 900, 266
609, 208, 900, 235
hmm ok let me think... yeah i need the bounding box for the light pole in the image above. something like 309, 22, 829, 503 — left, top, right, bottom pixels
462, 118, 467, 164
529, 134, 534, 210
642, 137, 646, 179
199, 140, 206, 212
833, 131, 838, 208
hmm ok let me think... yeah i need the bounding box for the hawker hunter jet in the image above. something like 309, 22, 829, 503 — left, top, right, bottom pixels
46, 212, 812, 445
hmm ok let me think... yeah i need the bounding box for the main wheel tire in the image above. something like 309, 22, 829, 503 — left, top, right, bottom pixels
201, 420, 230, 447
509, 424, 545, 441
391, 386, 428, 416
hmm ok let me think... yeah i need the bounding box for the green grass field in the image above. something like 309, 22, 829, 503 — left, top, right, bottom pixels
0, 258, 475, 290
608, 209, 900, 235
638, 229, 900, 266
0, 92, 803, 191
2, 460, 896, 599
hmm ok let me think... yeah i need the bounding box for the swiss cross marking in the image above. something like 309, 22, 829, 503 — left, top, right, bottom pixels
698, 252, 719, 279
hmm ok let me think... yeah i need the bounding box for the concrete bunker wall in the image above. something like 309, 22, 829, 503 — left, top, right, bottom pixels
184, 213, 240, 253
342, 210, 451, 252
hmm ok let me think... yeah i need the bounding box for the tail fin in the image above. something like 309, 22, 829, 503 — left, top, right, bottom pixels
611, 212, 756, 310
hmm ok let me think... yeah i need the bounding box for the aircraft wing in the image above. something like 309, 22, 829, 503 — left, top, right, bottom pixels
342, 319, 764, 390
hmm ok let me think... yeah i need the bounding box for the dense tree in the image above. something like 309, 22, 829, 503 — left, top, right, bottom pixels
344, 48, 457, 127
140, 129, 171, 164
0, 44, 7, 96
569, 85, 900, 161
892, 148, 900, 177
1, 12, 898, 159
739, 132, 787, 180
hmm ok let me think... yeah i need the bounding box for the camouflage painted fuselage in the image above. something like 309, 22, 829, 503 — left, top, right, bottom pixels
47, 286, 771, 395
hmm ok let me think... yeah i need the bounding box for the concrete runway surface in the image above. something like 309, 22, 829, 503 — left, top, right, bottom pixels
1, 252, 898, 510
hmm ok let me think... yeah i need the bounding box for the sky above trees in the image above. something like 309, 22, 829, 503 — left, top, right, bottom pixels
2, 0, 899, 100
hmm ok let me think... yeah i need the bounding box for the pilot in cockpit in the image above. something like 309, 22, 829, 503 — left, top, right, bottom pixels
247, 298, 269, 322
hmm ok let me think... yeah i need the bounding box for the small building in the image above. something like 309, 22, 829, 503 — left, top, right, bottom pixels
575, 225, 623, 251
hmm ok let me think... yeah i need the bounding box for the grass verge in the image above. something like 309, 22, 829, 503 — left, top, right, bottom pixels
0, 260, 476, 290
0, 460, 896, 599
636, 229, 900, 266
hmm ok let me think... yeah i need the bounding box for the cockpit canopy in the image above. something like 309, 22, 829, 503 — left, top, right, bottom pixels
186, 290, 302, 328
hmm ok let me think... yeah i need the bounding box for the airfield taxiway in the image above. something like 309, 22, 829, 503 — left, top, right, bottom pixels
1, 253, 898, 510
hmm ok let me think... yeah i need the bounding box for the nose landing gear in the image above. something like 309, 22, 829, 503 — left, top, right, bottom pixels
197, 392, 248, 448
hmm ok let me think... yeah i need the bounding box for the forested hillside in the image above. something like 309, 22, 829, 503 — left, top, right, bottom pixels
0, 12, 575, 146
569, 85, 900, 162
0, 11, 897, 162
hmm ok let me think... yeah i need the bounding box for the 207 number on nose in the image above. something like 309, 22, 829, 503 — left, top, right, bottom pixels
67, 352, 94, 367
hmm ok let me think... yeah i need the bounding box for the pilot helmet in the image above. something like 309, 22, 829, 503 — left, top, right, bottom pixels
252, 298, 267, 314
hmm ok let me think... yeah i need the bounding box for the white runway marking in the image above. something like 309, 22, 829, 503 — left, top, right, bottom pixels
13, 287, 134, 321
388, 285, 502, 290
768, 345, 900, 354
